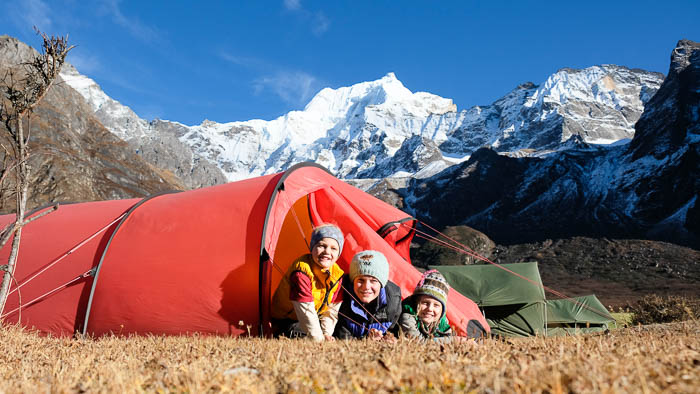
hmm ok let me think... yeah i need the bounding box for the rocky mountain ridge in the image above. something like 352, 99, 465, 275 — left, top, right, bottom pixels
0, 35, 184, 211
2, 35, 696, 253
60, 58, 663, 188
401, 40, 699, 249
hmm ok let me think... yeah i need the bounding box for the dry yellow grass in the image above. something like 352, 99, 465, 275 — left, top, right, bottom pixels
1, 322, 698, 393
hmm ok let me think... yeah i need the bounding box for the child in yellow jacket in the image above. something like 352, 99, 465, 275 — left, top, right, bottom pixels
271, 224, 345, 341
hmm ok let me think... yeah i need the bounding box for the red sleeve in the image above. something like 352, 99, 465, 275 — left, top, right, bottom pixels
289, 271, 313, 303
330, 281, 343, 303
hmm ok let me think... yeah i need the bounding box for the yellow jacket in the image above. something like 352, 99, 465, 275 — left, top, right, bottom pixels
271, 254, 344, 320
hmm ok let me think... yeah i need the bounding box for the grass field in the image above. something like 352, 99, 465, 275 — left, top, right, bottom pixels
1, 321, 698, 393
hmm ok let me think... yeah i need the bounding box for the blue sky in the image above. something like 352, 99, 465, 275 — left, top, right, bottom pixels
2, 1, 699, 126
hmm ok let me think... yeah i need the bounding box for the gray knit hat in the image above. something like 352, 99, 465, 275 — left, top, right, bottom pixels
413, 269, 449, 318
310, 224, 344, 253
349, 250, 389, 287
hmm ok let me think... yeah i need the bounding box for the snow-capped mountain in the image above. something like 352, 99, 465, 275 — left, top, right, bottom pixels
60, 64, 151, 141
60, 65, 663, 187
402, 40, 699, 248
440, 65, 663, 155
61, 64, 227, 189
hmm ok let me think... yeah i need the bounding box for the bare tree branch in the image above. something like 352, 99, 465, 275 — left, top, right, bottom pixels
22, 204, 59, 226
0, 29, 73, 317
0, 222, 16, 250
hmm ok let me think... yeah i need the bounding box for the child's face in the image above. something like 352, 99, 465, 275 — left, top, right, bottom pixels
311, 237, 340, 269
353, 275, 381, 303
416, 295, 442, 324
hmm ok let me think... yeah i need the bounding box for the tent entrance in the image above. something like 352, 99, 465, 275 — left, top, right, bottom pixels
482, 302, 547, 337
269, 194, 315, 295
260, 193, 327, 335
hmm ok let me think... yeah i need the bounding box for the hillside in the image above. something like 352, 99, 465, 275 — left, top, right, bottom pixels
0, 35, 185, 212
411, 225, 700, 307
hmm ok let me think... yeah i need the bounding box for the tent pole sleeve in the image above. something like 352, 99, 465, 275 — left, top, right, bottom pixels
80, 191, 179, 336
258, 162, 332, 257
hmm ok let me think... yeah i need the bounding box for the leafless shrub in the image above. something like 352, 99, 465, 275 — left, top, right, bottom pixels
628, 294, 699, 325
0, 29, 72, 315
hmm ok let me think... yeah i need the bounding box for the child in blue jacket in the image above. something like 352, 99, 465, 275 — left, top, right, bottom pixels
334, 250, 402, 341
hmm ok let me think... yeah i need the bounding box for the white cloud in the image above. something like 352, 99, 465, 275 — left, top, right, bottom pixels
312, 12, 330, 36
5, 0, 53, 32
219, 52, 263, 68
283, 0, 330, 36
67, 52, 102, 74
283, 0, 301, 11
98, 0, 161, 44
253, 71, 321, 106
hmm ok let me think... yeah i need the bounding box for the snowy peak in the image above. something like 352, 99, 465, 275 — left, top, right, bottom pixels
527, 65, 661, 109
442, 64, 663, 155
60, 63, 109, 112
60, 63, 150, 141
304, 72, 456, 120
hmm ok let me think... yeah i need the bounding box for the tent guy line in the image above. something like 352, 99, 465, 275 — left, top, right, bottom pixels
403, 220, 614, 321
282, 189, 311, 251
1, 269, 93, 320
9, 211, 127, 297
2, 209, 129, 321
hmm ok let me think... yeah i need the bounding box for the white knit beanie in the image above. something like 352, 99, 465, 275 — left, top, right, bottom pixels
349, 250, 389, 287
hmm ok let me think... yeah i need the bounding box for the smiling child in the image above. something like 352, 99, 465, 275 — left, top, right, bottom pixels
399, 269, 455, 342
271, 224, 345, 341
334, 250, 402, 341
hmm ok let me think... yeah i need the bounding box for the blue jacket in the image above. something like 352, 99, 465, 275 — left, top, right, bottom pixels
334, 274, 402, 339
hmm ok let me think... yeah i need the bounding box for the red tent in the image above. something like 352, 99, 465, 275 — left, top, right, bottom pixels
0, 163, 489, 337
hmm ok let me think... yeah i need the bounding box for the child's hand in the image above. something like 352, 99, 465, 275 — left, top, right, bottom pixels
382, 333, 398, 343
323, 334, 335, 342
367, 328, 383, 341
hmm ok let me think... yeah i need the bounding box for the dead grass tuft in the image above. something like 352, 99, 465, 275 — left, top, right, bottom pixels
1, 322, 698, 392
628, 295, 700, 325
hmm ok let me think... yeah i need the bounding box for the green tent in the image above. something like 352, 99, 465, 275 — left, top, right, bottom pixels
433, 262, 614, 337
434, 262, 547, 337
546, 295, 614, 336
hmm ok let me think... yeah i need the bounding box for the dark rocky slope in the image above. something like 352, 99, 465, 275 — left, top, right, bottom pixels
410, 226, 699, 307
403, 40, 699, 249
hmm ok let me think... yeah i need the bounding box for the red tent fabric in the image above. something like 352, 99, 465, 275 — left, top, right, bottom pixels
0, 163, 489, 337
